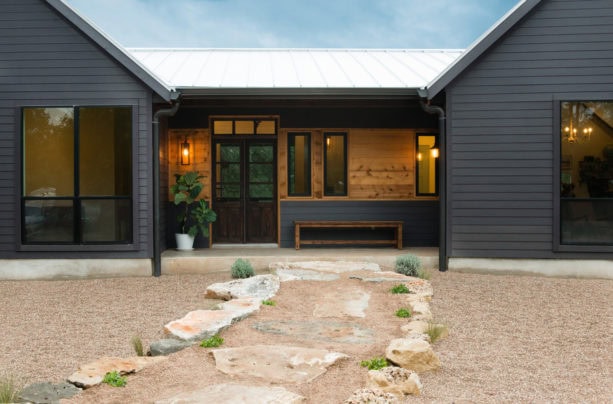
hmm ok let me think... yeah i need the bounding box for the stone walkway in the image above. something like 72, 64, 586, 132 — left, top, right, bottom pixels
18, 261, 442, 403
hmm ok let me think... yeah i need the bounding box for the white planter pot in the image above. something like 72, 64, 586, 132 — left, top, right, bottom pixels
175, 233, 195, 251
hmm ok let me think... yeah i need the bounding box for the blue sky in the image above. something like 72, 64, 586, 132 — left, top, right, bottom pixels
64, 0, 519, 49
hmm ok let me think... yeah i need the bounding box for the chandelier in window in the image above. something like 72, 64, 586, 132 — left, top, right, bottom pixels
562, 102, 593, 144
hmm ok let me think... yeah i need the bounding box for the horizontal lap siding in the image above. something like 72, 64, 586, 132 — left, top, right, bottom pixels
0, 0, 152, 258
280, 200, 438, 248
447, 0, 613, 258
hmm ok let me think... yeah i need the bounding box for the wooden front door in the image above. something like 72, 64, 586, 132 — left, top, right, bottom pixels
213, 139, 277, 243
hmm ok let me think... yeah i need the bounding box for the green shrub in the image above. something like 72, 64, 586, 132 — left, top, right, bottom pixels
102, 371, 127, 387
231, 258, 254, 279
200, 334, 224, 348
395, 307, 412, 318
131, 335, 145, 357
262, 299, 276, 306
0, 374, 22, 403
426, 322, 448, 343
360, 357, 389, 370
390, 284, 411, 294
395, 254, 422, 277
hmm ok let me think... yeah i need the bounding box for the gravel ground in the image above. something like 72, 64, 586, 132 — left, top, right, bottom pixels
0, 268, 611, 403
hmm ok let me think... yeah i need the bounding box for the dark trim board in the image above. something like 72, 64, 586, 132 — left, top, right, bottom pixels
280, 200, 439, 248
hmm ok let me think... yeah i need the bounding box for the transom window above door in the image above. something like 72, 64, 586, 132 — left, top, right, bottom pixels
212, 117, 277, 136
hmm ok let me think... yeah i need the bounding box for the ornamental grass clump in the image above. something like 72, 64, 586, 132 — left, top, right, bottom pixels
231, 258, 255, 279
131, 335, 145, 357
426, 322, 448, 344
0, 373, 22, 403
395, 254, 422, 277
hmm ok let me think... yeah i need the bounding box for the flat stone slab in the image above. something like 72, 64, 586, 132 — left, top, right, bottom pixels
270, 261, 380, 273
253, 319, 374, 344
204, 274, 280, 301
164, 297, 260, 341
313, 289, 370, 318
212, 345, 348, 383
155, 383, 305, 403
149, 338, 193, 356
275, 268, 340, 282
19, 382, 81, 403
350, 271, 413, 282
67, 356, 167, 389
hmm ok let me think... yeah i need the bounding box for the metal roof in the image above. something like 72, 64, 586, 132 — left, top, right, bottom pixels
128, 48, 462, 90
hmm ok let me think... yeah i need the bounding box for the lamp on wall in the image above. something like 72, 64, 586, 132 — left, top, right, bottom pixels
430, 137, 440, 158
180, 136, 190, 165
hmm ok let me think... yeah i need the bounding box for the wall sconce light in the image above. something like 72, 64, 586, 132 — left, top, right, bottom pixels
180, 137, 190, 165
416, 152, 423, 161
430, 137, 440, 158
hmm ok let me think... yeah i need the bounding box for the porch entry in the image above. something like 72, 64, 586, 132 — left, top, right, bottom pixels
212, 138, 277, 243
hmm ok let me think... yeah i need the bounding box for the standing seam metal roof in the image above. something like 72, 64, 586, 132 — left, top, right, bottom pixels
128, 48, 463, 90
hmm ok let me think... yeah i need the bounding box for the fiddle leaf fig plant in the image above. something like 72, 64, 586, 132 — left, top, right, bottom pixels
171, 171, 216, 237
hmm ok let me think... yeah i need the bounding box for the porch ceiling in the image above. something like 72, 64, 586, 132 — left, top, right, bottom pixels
129, 48, 462, 91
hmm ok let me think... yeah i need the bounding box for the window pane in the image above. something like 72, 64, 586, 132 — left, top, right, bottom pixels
560, 101, 613, 245
214, 120, 233, 134
23, 107, 74, 196
256, 120, 276, 134
80, 107, 132, 196
324, 133, 347, 196
23, 199, 74, 243
81, 199, 131, 243
235, 120, 254, 134
288, 133, 311, 196
417, 135, 438, 195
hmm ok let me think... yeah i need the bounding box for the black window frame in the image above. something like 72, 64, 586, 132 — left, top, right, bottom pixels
323, 132, 348, 197
20, 105, 135, 249
415, 133, 439, 197
287, 132, 312, 197
553, 97, 613, 253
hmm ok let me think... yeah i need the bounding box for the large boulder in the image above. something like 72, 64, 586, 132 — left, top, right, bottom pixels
204, 274, 280, 301
367, 367, 422, 396
385, 338, 440, 373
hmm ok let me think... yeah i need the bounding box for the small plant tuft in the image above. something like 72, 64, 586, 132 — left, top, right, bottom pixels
395, 307, 412, 318
262, 299, 276, 306
0, 374, 22, 403
231, 258, 255, 279
131, 335, 145, 357
360, 357, 389, 370
395, 254, 422, 277
417, 268, 431, 280
102, 371, 127, 387
200, 334, 224, 348
426, 322, 448, 344
390, 284, 411, 294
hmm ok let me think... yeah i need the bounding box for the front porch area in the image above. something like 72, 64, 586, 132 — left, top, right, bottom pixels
161, 246, 439, 275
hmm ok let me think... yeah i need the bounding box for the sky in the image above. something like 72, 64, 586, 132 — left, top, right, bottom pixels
64, 0, 519, 50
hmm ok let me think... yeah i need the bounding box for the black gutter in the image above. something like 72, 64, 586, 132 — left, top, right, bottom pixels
152, 93, 180, 277
419, 99, 448, 271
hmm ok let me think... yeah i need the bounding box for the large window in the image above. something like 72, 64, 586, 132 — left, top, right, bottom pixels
22, 106, 133, 244
560, 101, 613, 246
288, 132, 311, 196
416, 134, 439, 196
324, 132, 347, 196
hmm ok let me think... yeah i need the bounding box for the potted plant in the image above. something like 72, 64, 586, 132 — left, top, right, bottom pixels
170, 171, 217, 250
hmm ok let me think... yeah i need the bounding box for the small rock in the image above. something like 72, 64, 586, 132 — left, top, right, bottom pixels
408, 300, 432, 321
385, 338, 440, 373
270, 261, 380, 273
405, 278, 433, 300
149, 339, 193, 356
19, 382, 81, 403
204, 274, 280, 300
400, 320, 429, 335
67, 356, 167, 388
367, 367, 422, 396
155, 383, 305, 404
344, 388, 400, 403
212, 345, 348, 383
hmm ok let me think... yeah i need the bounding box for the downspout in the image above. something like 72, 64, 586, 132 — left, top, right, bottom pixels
419, 93, 448, 271
152, 92, 181, 277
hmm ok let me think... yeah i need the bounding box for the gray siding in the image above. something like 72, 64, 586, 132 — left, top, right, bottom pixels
0, 0, 153, 258
280, 200, 439, 248
446, 0, 613, 258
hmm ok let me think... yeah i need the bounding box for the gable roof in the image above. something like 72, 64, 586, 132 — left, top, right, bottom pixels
129, 48, 462, 96
423, 0, 543, 99
45, 0, 174, 101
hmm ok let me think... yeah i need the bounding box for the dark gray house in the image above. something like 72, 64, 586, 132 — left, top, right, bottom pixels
1, 0, 611, 279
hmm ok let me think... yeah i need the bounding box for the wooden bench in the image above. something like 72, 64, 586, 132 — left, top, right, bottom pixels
294, 220, 403, 250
